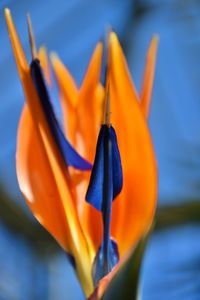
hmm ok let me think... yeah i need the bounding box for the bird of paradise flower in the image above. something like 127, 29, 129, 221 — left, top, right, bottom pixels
5, 8, 158, 299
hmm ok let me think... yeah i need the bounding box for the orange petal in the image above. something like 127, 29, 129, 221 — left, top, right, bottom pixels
5, 9, 94, 296
4, 9, 28, 74
140, 35, 158, 118
38, 46, 52, 86
77, 42, 104, 161
51, 45, 104, 252
51, 53, 78, 146
109, 32, 157, 255
74, 83, 104, 250
17, 106, 94, 295
74, 44, 104, 252
17, 105, 70, 249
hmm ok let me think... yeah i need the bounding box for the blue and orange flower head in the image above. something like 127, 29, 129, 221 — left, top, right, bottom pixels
5, 8, 158, 299
86, 83, 123, 285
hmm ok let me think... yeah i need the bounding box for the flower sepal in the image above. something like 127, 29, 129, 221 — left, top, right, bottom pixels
88, 228, 152, 300
92, 238, 119, 287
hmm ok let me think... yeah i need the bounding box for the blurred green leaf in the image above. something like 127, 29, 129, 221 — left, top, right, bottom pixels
101, 232, 150, 300
155, 201, 200, 230
0, 184, 56, 253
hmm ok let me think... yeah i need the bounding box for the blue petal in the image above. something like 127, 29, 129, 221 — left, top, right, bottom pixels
86, 125, 122, 211
110, 126, 123, 198
86, 125, 105, 210
93, 239, 119, 286
30, 59, 92, 170
66, 253, 76, 269
86, 124, 122, 284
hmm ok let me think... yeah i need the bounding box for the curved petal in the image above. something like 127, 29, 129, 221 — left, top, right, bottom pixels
51, 45, 104, 160
17, 105, 70, 249
5, 9, 28, 74
51, 53, 78, 146
140, 36, 158, 118
38, 46, 52, 86
71, 44, 104, 254
109, 32, 157, 255
17, 106, 94, 295
5, 10, 94, 296
30, 59, 92, 171
51, 50, 104, 252
77, 42, 104, 162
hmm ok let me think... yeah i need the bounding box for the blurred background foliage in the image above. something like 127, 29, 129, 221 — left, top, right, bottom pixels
1, 0, 200, 299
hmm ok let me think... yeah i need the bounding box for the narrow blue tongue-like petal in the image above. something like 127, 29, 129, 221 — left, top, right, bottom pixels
86, 124, 122, 285
30, 59, 92, 170
86, 125, 122, 210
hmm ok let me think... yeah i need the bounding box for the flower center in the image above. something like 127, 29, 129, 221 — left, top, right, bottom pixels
86, 123, 123, 285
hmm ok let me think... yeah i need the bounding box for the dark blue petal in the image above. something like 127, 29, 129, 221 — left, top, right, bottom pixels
86, 124, 122, 284
85, 125, 106, 211
110, 126, 123, 198
30, 59, 92, 170
66, 253, 76, 270
93, 239, 119, 287
86, 125, 122, 211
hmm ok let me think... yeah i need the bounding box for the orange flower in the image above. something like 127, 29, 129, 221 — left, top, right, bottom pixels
5, 8, 157, 298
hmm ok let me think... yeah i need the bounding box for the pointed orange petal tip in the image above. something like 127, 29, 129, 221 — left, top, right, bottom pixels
96, 40, 103, 55
50, 51, 59, 64
79, 40, 103, 102
108, 28, 157, 255
108, 30, 139, 103
50, 52, 64, 73
50, 51, 78, 107
50, 51, 79, 144
4, 7, 10, 18
147, 34, 159, 65
108, 31, 118, 47
4, 8, 28, 72
151, 34, 159, 48
80, 40, 103, 91
140, 34, 159, 118
38, 46, 52, 86
76, 42, 103, 127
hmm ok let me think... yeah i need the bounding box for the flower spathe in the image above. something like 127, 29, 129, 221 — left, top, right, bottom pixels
5, 8, 158, 298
